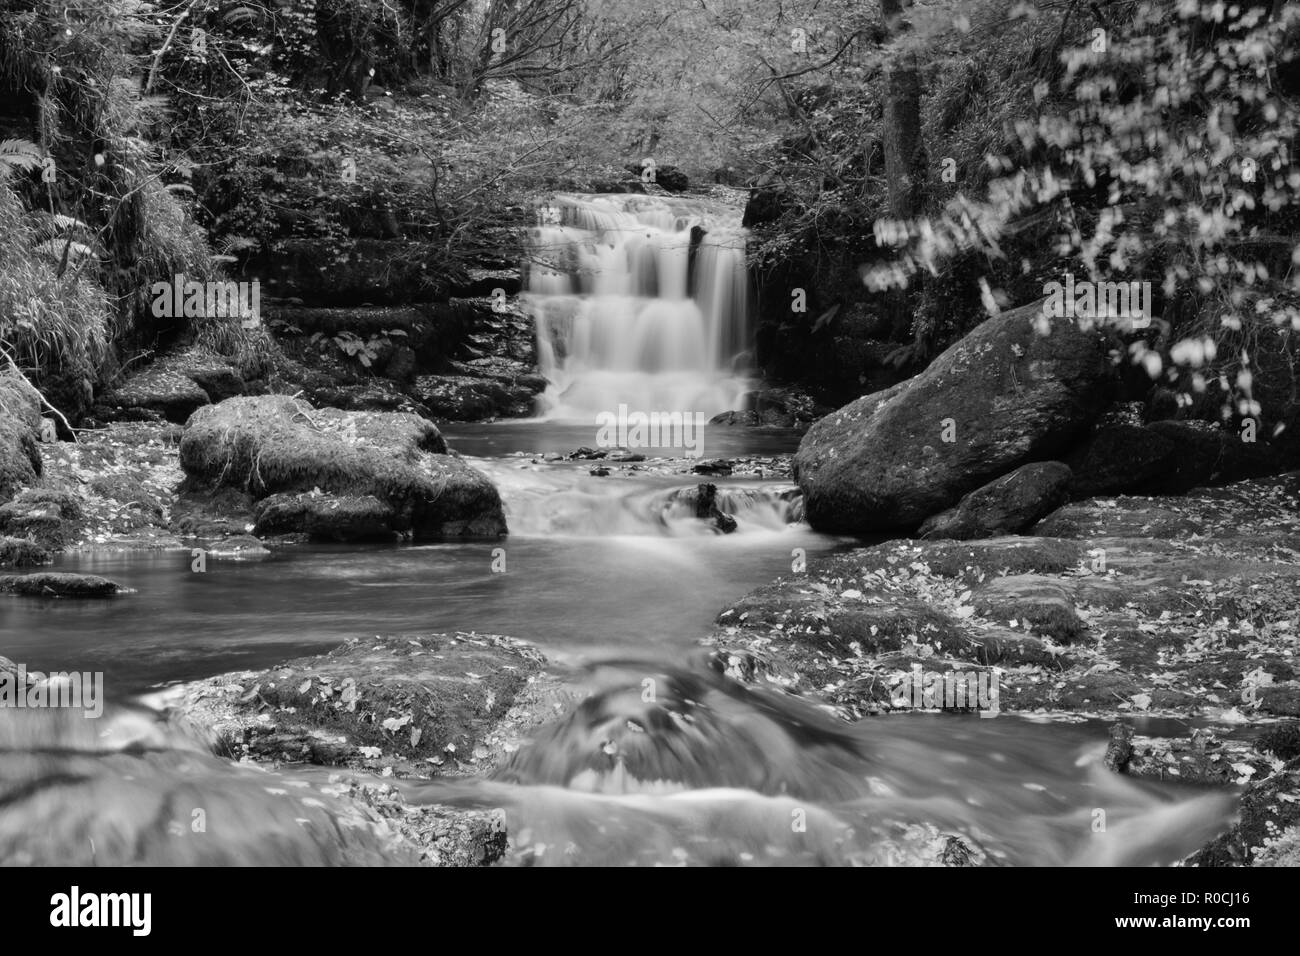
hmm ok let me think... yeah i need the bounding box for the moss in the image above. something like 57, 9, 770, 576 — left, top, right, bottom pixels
178, 395, 504, 538
1255, 722, 1300, 761
0, 368, 42, 501
0, 572, 120, 597
0, 537, 50, 567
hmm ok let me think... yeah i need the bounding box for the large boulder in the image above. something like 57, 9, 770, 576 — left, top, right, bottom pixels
918, 461, 1073, 540
794, 299, 1114, 532
179, 395, 506, 539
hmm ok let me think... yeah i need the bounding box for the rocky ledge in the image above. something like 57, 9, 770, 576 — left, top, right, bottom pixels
706, 471, 1300, 866
162, 632, 565, 866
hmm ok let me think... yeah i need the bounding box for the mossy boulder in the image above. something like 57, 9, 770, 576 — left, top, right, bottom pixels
175, 633, 548, 772
794, 299, 1114, 533
179, 395, 505, 539
0, 572, 122, 597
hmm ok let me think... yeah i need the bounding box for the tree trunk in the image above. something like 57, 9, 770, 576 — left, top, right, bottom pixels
879, 0, 924, 219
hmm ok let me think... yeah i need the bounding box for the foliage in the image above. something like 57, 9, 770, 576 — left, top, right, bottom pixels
863, 1, 1300, 427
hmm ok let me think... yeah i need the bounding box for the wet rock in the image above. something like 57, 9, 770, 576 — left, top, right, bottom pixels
202, 534, 271, 560
919, 462, 1073, 540
692, 458, 734, 476
708, 474, 1300, 721
1103, 722, 1134, 772
0, 703, 426, 866
667, 483, 738, 533
179, 395, 506, 538
174, 633, 549, 773
0, 572, 122, 598
411, 373, 539, 421
711, 385, 827, 428
254, 492, 396, 542
794, 299, 1114, 533
1120, 730, 1272, 786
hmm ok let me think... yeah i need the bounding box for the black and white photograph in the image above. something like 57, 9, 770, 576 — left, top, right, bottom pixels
0, 0, 1296, 921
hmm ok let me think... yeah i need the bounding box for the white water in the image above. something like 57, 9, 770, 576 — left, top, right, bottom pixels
524, 194, 753, 421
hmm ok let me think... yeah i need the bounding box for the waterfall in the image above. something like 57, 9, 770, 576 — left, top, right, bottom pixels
523, 193, 753, 422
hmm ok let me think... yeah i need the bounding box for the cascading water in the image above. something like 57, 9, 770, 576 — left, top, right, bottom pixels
524, 193, 753, 421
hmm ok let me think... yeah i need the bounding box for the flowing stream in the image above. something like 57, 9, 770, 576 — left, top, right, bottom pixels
0, 195, 1238, 866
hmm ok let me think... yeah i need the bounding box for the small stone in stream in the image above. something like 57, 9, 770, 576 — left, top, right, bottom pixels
569, 447, 607, 460
692, 459, 733, 476
0, 537, 50, 568
940, 836, 975, 867
606, 451, 646, 463
671, 483, 737, 534
589, 466, 610, 477
0, 572, 123, 598
1103, 722, 1133, 773
204, 535, 271, 560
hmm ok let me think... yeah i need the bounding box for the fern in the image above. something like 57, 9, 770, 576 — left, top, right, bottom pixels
0, 139, 44, 178
34, 239, 97, 262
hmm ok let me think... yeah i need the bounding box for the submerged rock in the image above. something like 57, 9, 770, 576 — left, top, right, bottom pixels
179, 395, 506, 539
0, 704, 425, 866
794, 299, 1114, 533
0, 572, 122, 597
202, 534, 271, 560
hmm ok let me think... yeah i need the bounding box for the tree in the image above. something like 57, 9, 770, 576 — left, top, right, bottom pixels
880, 0, 924, 219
